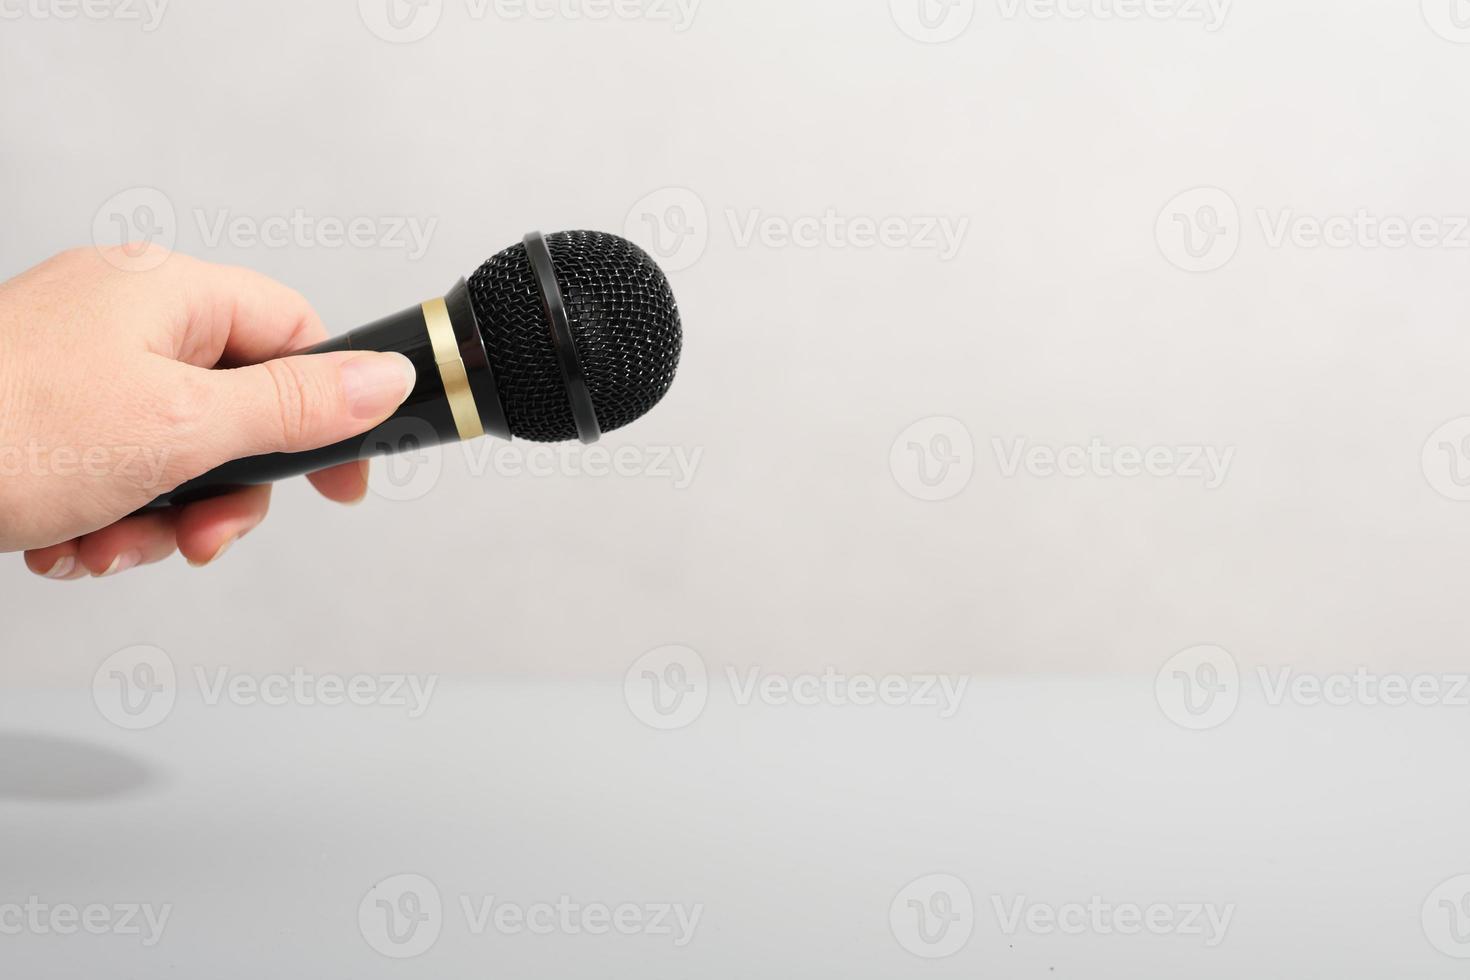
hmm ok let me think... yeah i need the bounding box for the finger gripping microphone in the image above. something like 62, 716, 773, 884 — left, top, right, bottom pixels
144, 230, 683, 510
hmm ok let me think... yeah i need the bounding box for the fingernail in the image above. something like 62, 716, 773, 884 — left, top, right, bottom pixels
43, 556, 75, 579
98, 550, 143, 577
341, 352, 416, 420
346, 461, 371, 505
188, 535, 237, 568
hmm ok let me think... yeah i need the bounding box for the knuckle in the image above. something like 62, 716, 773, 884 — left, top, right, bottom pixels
157, 373, 213, 432
262, 357, 318, 447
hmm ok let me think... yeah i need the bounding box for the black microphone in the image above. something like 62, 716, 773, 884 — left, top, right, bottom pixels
143, 230, 683, 510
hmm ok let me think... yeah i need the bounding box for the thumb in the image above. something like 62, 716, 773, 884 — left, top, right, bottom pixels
193, 350, 417, 465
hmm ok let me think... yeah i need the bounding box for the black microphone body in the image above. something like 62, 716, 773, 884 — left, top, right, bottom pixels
142, 229, 683, 511
142, 277, 504, 510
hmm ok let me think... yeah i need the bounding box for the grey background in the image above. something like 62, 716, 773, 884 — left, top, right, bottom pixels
4, 0, 1470, 679
4, 0, 1470, 975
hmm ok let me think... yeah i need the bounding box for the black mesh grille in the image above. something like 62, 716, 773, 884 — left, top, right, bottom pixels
467, 231, 683, 443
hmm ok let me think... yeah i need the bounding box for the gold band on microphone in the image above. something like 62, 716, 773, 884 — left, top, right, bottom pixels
421, 297, 484, 442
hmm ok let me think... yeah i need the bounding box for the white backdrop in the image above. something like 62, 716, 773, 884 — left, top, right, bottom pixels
4, 1, 1470, 975
5, 0, 1470, 680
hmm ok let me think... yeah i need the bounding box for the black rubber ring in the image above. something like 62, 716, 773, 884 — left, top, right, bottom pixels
524, 231, 601, 445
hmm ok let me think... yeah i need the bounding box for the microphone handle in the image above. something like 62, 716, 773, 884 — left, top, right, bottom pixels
139, 279, 507, 511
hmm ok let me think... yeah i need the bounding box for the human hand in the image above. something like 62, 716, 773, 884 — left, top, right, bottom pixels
0, 246, 416, 577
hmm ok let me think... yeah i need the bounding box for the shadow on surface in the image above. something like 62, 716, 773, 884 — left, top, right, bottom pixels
0, 731, 159, 801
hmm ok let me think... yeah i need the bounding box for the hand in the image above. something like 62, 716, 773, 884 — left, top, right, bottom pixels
0, 245, 416, 577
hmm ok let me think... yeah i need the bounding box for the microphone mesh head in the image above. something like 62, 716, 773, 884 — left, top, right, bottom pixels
467, 231, 683, 443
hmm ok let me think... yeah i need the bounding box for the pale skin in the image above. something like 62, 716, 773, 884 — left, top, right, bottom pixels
0, 245, 417, 578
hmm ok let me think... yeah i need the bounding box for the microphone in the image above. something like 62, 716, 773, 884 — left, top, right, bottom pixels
143, 230, 683, 510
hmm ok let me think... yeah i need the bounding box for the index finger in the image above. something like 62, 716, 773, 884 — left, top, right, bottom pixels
153, 255, 331, 369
